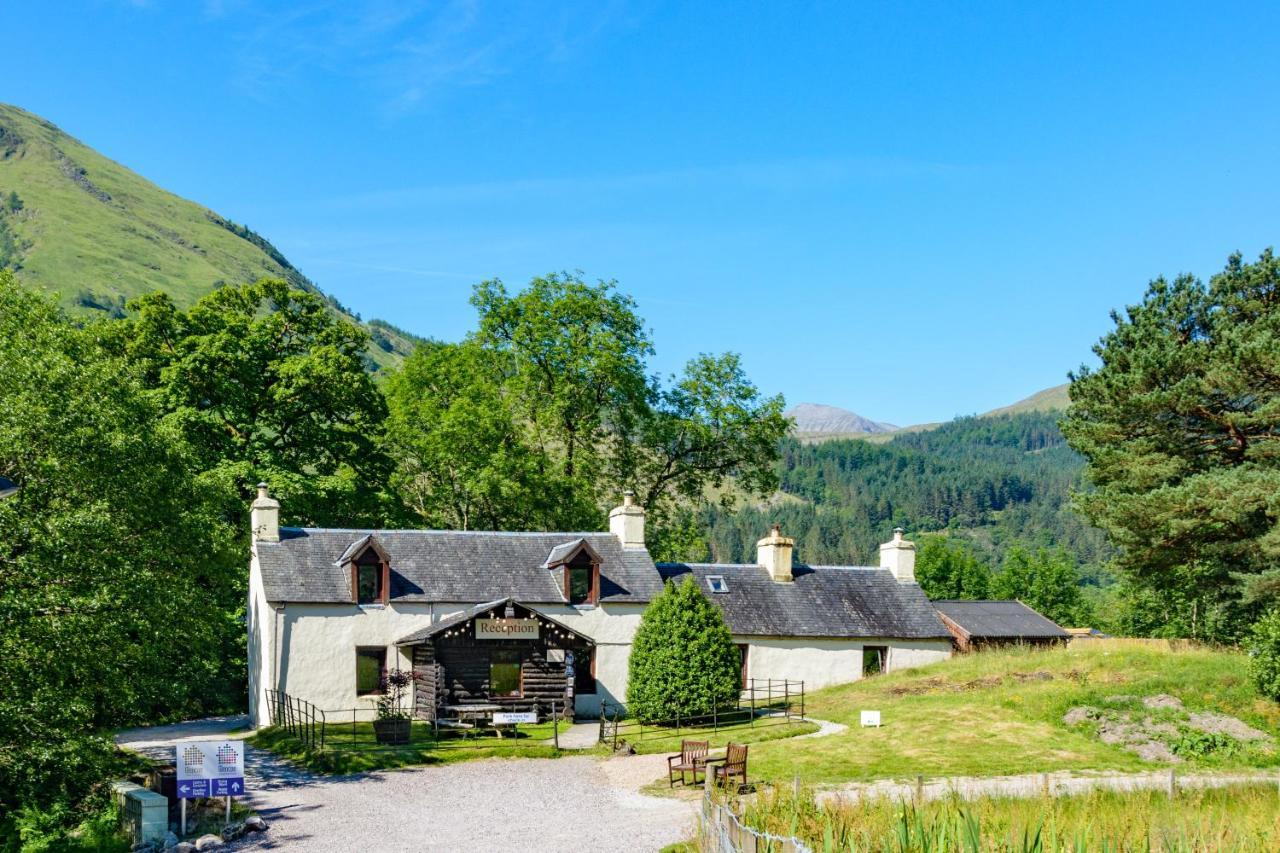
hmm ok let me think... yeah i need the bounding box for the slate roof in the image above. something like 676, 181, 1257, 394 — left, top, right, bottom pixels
657, 563, 952, 640
256, 528, 662, 604
393, 597, 595, 646
933, 600, 1069, 640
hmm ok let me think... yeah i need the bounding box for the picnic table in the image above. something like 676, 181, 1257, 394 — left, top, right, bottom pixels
442, 703, 526, 737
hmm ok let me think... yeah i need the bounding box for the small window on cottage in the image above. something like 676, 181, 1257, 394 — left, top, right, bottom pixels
568, 565, 594, 605
356, 560, 381, 604
355, 647, 386, 696
706, 575, 729, 594
490, 650, 522, 697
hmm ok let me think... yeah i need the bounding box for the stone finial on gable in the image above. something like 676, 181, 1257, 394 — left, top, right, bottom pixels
251, 482, 280, 543
880, 527, 915, 583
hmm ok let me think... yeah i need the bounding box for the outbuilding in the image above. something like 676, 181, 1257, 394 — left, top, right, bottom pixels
933, 599, 1070, 652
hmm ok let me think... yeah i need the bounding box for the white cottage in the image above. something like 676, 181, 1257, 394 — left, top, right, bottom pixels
246, 486, 951, 727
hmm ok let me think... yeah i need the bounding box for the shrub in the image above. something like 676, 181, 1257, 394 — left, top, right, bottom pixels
626, 576, 740, 722
1247, 609, 1280, 701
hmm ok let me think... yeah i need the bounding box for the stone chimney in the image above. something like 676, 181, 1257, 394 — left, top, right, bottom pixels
880, 527, 915, 583
251, 482, 280, 543
609, 490, 645, 548
756, 523, 794, 583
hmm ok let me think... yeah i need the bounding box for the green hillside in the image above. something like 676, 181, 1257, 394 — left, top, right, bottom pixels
983, 382, 1071, 416
0, 103, 416, 370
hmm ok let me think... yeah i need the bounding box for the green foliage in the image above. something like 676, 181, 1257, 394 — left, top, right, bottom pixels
915, 535, 991, 600
700, 411, 1108, 570
992, 545, 1091, 626
627, 577, 741, 721
1171, 729, 1239, 759
1063, 249, 1280, 640
106, 278, 396, 529
385, 273, 789, 532
1247, 609, 1280, 701
0, 272, 237, 834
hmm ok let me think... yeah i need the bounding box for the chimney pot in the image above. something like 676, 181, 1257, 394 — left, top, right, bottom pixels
757, 524, 795, 583
251, 482, 280, 543
880, 528, 916, 583
609, 492, 645, 548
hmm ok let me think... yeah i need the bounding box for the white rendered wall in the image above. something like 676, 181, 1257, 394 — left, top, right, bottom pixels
737, 636, 952, 692
246, 595, 647, 725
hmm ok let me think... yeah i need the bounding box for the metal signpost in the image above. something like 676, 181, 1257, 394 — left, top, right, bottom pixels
175, 740, 246, 835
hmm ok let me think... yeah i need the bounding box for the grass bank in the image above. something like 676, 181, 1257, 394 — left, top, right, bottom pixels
733, 781, 1280, 851
742, 642, 1280, 784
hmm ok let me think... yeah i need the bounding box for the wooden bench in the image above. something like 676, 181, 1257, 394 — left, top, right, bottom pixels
667, 739, 710, 787
708, 742, 748, 790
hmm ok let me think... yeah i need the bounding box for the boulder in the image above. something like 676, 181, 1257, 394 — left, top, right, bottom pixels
194, 835, 224, 851
220, 822, 244, 842
244, 816, 268, 832
174, 845, 197, 853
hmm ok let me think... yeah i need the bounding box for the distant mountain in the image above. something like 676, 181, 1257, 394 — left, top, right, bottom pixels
787, 402, 898, 435
0, 103, 417, 371
983, 383, 1071, 417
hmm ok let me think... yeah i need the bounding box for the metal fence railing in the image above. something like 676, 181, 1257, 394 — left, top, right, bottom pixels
700, 782, 812, 853
263, 692, 567, 755
265, 689, 326, 752
599, 679, 805, 750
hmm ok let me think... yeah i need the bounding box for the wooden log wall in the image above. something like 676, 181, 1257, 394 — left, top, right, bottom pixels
411, 643, 440, 721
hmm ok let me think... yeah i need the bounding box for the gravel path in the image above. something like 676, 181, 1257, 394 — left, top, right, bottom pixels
116, 719, 694, 853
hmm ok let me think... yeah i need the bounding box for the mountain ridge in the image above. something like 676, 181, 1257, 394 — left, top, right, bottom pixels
0, 102, 416, 370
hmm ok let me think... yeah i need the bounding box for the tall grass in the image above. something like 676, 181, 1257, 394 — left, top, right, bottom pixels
731, 782, 1280, 852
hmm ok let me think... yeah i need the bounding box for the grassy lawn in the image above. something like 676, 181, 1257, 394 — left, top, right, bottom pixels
625, 718, 819, 755
735, 781, 1280, 851
744, 641, 1280, 785
248, 718, 597, 773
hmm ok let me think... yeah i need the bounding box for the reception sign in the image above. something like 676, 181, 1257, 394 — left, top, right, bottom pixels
176, 739, 245, 799
475, 618, 539, 640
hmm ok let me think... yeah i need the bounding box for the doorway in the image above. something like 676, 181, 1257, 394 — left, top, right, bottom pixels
862, 645, 888, 677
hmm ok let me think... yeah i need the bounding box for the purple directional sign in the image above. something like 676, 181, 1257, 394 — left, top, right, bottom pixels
175, 740, 247, 799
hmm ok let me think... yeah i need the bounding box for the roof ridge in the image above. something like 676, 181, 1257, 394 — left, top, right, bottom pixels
282, 526, 614, 538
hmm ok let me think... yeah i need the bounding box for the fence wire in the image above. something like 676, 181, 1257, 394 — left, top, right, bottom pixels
700, 787, 812, 853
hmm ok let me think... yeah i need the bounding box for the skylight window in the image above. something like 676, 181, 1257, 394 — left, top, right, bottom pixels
706, 575, 729, 594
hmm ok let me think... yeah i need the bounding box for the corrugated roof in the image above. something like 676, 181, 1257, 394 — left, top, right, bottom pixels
256, 528, 661, 604
657, 563, 952, 640
933, 600, 1069, 640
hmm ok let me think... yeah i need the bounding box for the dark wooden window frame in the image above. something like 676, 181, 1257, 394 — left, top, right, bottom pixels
573, 647, 597, 695
736, 643, 749, 685
355, 646, 386, 696
563, 558, 600, 606
350, 549, 390, 606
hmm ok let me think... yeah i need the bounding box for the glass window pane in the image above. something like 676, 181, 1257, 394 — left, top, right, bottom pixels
569, 567, 591, 603
491, 650, 521, 697
358, 564, 379, 603
356, 648, 384, 695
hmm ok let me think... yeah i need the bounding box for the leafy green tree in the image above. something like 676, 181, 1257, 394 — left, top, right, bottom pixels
0, 272, 237, 838
1062, 250, 1280, 639
627, 577, 740, 721
914, 535, 992, 600
383, 340, 580, 529
1246, 610, 1280, 702
388, 273, 788, 533
106, 278, 394, 528
991, 544, 1089, 626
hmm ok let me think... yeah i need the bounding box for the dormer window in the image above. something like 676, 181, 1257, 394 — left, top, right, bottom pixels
543, 539, 602, 606
706, 575, 729, 594
341, 534, 391, 606
568, 562, 596, 605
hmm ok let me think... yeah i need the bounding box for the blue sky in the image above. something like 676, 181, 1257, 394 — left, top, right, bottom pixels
7, 2, 1280, 425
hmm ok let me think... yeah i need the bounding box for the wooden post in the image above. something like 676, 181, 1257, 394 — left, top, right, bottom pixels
915, 775, 924, 803
1168, 767, 1176, 798
793, 775, 801, 799
553, 701, 560, 749
1041, 773, 1050, 797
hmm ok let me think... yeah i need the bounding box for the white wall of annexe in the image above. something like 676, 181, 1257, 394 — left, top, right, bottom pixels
736, 636, 952, 692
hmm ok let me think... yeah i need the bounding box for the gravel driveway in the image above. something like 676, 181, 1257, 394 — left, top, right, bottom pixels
117, 719, 695, 853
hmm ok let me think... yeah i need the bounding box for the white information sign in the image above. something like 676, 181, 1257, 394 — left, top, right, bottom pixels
492, 711, 538, 725
475, 618, 539, 640
860, 710, 881, 728
175, 739, 245, 799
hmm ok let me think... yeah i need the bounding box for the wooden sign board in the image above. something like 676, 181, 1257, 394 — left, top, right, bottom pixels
475, 618, 539, 640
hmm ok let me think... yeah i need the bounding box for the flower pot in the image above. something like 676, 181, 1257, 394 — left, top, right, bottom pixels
373, 718, 411, 745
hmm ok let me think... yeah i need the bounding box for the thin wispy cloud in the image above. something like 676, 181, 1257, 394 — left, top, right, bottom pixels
213, 0, 635, 110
